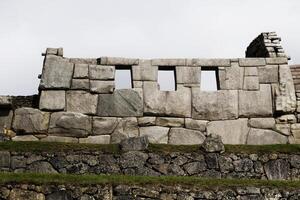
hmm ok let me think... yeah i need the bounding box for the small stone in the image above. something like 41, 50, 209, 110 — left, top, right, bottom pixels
290, 155, 300, 168
0, 151, 10, 168
119, 136, 149, 151
28, 161, 58, 173
92, 117, 119, 135
90, 80, 114, 93
137, 117, 156, 126
156, 117, 184, 127
264, 159, 289, 180
201, 134, 225, 153
185, 118, 208, 132
183, 161, 207, 175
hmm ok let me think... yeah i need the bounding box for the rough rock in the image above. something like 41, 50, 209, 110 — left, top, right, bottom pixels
258, 65, 278, 83
207, 119, 249, 144
98, 89, 143, 117
66, 91, 98, 115
183, 161, 207, 175
79, 135, 110, 144
90, 80, 114, 93
120, 151, 148, 169
119, 136, 149, 151
139, 126, 169, 144
185, 118, 208, 132
92, 117, 119, 135
274, 124, 291, 136
264, 159, 289, 180
201, 134, 225, 153
39, 55, 74, 89
0, 151, 10, 168
248, 118, 275, 129
12, 135, 39, 142
233, 158, 253, 172
46, 191, 72, 200
39, 90, 66, 111
12, 108, 50, 134
156, 117, 184, 127
247, 129, 287, 145
137, 117, 156, 126
48, 112, 92, 137
71, 79, 89, 90
192, 89, 238, 120
8, 189, 45, 200
132, 64, 157, 81
0, 110, 13, 133
73, 63, 89, 78
110, 117, 139, 143
276, 114, 297, 124
239, 84, 273, 117
169, 128, 205, 145
290, 155, 300, 168
40, 136, 78, 143
89, 65, 114, 80
28, 161, 58, 173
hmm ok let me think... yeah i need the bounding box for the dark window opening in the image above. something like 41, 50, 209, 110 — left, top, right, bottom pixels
200, 67, 220, 91
158, 66, 176, 91
115, 65, 133, 89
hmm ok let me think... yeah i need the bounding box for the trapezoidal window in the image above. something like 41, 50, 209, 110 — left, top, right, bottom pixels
200, 67, 219, 91
115, 66, 133, 89
158, 66, 176, 91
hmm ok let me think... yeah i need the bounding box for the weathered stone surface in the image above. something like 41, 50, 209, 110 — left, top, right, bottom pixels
41, 136, 78, 143
92, 117, 119, 135
137, 117, 156, 126
73, 64, 89, 78
0, 151, 10, 168
258, 65, 278, 83
120, 136, 149, 151
244, 67, 258, 76
79, 135, 110, 144
276, 114, 297, 124
274, 124, 291, 136
144, 82, 191, 117
192, 89, 238, 120
201, 134, 225, 153
264, 159, 289, 180
207, 119, 249, 144
139, 126, 169, 144
243, 76, 259, 90
0, 96, 12, 107
239, 84, 273, 117
39, 90, 65, 111
132, 65, 157, 81
66, 91, 98, 115
156, 117, 184, 127
69, 58, 97, 65
110, 117, 139, 143
71, 79, 89, 90
0, 110, 13, 133
12, 135, 39, 141
133, 81, 143, 88
90, 80, 114, 93
176, 67, 200, 84
99, 57, 139, 65
151, 59, 185, 66
39, 55, 74, 89
49, 112, 92, 137
89, 65, 114, 80
28, 161, 58, 173
98, 89, 143, 117
9, 188, 45, 200
266, 57, 288, 64
183, 161, 207, 175
186, 58, 230, 67
12, 108, 50, 134
46, 191, 72, 200
247, 128, 287, 145
239, 58, 266, 66
248, 118, 275, 129
220, 62, 244, 90
290, 155, 300, 168
185, 118, 208, 132
169, 128, 205, 145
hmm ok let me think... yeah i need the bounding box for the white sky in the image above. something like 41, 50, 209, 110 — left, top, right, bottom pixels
0, 0, 299, 95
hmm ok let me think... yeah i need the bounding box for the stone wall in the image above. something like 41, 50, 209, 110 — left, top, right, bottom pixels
0, 32, 299, 145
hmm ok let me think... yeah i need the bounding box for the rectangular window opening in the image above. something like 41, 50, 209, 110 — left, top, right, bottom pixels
200, 67, 220, 91
115, 65, 133, 89
158, 66, 176, 91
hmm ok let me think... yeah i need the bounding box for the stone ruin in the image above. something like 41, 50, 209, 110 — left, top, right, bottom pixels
1, 32, 300, 145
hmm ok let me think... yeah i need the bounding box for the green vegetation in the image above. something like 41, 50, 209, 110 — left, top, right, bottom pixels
1, 141, 300, 154
0, 172, 300, 189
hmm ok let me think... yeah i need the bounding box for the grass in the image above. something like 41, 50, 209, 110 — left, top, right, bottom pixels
1, 141, 300, 154
1, 172, 300, 189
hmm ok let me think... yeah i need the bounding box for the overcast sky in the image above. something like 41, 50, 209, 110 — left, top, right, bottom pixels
0, 0, 299, 95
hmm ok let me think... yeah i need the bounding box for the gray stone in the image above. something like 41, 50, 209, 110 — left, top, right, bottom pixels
69, 58, 97, 65
151, 59, 185, 66
99, 57, 139, 65
248, 118, 275, 129
233, 159, 253, 172
79, 135, 110, 144
258, 65, 278, 83
169, 128, 205, 145
66, 91, 98, 115
290, 155, 300, 168
220, 62, 244, 90
12, 108, 50, 134
12, 135, 39, 141
110, 117, 139, 143
143, 82, 191, 117
46, 191, 72, 200
201, 134, 225, 153
97, 89, 143, 117
156, 117, 184, 127
137, 117, 156, 126
39, 55, 74, 89
9, 188, 45, 200
185, 118, 208, 132
264, 159, 289, 180
207, 119, 249, 144
120, 136, 149, 151
132, 65, 157, 81
73, 63, 89, 78
139, 126, 169, 144
176, 67, 200, 84
49, 112, 92, 137
89, 65, 114, 80
276, 114, 297, 124
186, 58, 230, 67
238, 58, 266, 66
41, 136, 78, 143
274, 124, 291, 136
92, 117, 119, 135
0, 110, 13, 133
247, 128, 287, 145
244, 67, 258, 76
0, 151, 10, 168
28, 161, 58, 173
192, 89, 238, 120
90, 80, 114, 93
46, 47, 58, 55
266, 57, 288, 64
0, 96, 12, 107
71, 79, 90, 90
120, 151, 148, 168
39, 90, 65, 111
133, 81, 143, 88
239, 84, 273, 117
183, 161, 207, 175
243, 76, 259, 90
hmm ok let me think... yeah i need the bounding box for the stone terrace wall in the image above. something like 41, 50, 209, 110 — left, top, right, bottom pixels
0, 32, 299, 145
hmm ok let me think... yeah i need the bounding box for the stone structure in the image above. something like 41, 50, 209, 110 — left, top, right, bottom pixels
1, 32, 300, 145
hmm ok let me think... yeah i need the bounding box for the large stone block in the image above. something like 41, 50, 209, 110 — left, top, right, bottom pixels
220, 62, 244, 90
266, 57, 288, 64
97, 89, 143, 117
12, 108, 50, 134
0, 151, 10, 168
143, 82, 191, 117
243, 76, 259, 90
132, 64, 157, 81
90, 80, 114, 93
137, 117, 156, 126
247, 128, 287, 145
66, 91, 98, 115
139, 126, 169, 144
110, 117, 139, 143
156, 117, 184, 127
92, 117, 119, 135
79, 135, 110, 144
207, 119, 249, 144
151, 59, 186, 66
176, 67, 200, 84
99, 57, 139, 65
71, 79, 89, 90
238, 58, 266, 66
186, 59, 230, 67
248, 118, 275, 129
239, 84, 273, 117
169, 128, 205, 145
39, 55, 74, 89
73, 64, 89, 78
48, 112, 92, 137
192, 89, 238, 120
257, 65, 279, 83
39, 90, 65, 111
185, 118, 208, 132
89, 65, 115, 80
